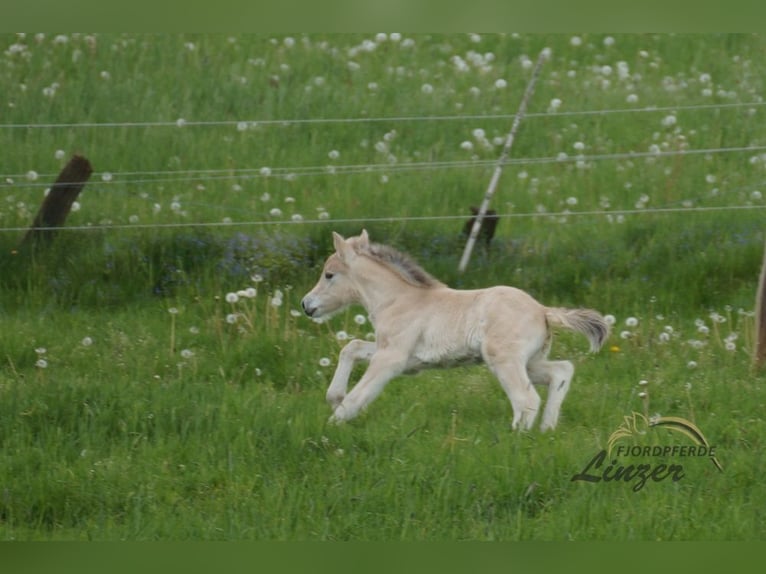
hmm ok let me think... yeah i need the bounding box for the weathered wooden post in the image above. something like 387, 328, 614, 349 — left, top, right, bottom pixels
754, 239, 766, 367
20, 154, 92, 246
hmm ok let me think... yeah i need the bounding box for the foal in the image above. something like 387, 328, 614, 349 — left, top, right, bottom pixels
301, 230, 609, 431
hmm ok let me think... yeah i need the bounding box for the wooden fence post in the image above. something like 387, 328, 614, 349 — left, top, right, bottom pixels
755, 239, 766, 367
20, 154, 92, 247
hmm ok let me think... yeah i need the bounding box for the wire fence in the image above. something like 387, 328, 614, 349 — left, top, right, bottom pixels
2, 99, 765, 234
4, 144, 766, 191
2, 100, 763, 131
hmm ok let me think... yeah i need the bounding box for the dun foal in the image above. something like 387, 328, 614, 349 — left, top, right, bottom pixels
301, 231, 609, 431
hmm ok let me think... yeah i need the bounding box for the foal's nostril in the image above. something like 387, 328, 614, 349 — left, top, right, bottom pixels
301, 299, 315, 317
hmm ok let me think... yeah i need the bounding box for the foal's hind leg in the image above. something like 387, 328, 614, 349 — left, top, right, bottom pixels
527, 357, 574, 431
483, 343, 541, 430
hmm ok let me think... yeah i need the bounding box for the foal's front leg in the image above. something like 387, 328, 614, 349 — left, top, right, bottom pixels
330, 349, 408, 423
326, 339, 376, 409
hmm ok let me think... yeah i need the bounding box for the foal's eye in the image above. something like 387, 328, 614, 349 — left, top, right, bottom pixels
324, 272, 334, 280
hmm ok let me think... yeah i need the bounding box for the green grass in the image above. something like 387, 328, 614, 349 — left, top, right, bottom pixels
1, 33, 765, 540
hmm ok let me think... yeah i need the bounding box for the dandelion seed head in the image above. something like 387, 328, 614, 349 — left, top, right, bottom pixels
225, 292, 239, 304
81, 336, 93, 347
661, 115, 677, 127
625, 317, 639, 327
319, 357, 331, 367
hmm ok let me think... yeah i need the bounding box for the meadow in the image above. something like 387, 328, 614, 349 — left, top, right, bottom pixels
0, 33, 765, 540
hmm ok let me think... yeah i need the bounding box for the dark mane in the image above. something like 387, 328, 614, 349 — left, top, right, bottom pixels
363, 242, 444, 288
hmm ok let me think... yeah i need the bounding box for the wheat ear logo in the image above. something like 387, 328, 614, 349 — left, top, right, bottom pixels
607, 412, 723, 472
572, 412, 722, 492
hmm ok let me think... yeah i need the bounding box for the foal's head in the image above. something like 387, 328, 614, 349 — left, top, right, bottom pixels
302, 230, 441, 319
301, 230, 370, 319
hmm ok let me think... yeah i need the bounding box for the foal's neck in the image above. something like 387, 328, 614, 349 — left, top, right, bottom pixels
353, 256, 424, 314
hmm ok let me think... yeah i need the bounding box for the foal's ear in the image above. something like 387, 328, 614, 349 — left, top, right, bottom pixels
358, 229, 370, 248
332, 231, 354, 262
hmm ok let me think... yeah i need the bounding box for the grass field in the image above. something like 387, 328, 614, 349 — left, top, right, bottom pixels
1, 33, 765, 540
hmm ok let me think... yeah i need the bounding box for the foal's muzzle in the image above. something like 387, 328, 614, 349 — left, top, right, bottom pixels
301, 298, 317, 317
